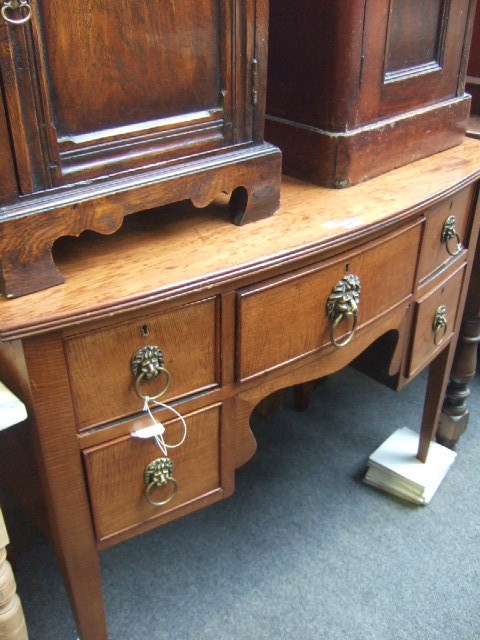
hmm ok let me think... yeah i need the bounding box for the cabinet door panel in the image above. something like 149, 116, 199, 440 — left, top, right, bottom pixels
4, 0, 253, 187
360, 0, 471, 122
384, 0, 445, 73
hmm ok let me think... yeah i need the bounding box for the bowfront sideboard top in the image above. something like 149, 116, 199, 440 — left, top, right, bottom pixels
2, 137, 480, 339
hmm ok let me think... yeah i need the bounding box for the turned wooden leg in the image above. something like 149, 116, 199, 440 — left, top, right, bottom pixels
437, 316, 480, 448
437, 249, 480, 449
0, 508, 28, 640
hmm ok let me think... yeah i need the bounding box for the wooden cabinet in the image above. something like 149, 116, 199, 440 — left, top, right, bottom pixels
266, 0, 476, 187
466, 2, 480, 113
1, 141, 480, 639
0, 0, 281, 298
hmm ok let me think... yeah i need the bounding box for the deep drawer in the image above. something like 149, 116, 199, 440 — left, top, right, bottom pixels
236, 221, 422, 381
408, 264, 465, 377
64, 297, 220, 430
417, 185, 474, 283
83, 403, 233, 542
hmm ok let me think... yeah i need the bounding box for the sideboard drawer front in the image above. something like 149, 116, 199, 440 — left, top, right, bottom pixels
65, 298, 220, 431
237, 222, 422, 380
417, 185, 474, 282
83, 403, 230, 542
408, 265, 465, 377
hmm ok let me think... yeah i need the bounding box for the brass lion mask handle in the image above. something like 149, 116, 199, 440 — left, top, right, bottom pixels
327, 274, 361, 349
433, 305, 448, 346
441, 215, 462, 257
131, 345, 171, 402
144, 457, 178, 507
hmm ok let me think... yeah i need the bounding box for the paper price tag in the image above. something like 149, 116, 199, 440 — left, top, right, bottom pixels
131, 423, 165, 439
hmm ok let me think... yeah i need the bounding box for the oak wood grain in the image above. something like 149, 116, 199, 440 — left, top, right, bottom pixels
0, 1, 281, 297
2, 139, 480, 340
21, 334, 107, 640
417, 184, 474, 282
83, 404, 230, 542
236, 221, 421, 381
408, 264, 466, 376
64, 297, 220, 430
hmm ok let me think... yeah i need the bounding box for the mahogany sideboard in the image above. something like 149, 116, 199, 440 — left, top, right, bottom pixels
1, 139, 480, 639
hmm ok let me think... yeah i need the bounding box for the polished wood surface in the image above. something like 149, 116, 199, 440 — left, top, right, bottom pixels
236, 221, 421, 380
0, 1, 281, 297
266, 0, 476, 186
2, 137, 480, 339
84, 403, 233, 542
408, 264, 465, 376
64, 298, 220, 430
1, 141, 480, 640
417, 185, 474, 281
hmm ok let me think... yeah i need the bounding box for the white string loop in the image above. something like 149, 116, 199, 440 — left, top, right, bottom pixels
141, 396, 187, 455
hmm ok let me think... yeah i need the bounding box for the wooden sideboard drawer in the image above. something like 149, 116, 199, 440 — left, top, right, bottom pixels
417, 185, 474, 283
64, 298, 220, 431
236, 222, 422, 380
408, 265, 466, 377
83, 403, 232, 542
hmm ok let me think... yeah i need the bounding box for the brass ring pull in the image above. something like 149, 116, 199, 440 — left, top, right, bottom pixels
327, 274, 361, 349
131, 345, 171, 402
134, 367, 171, 402
145, 477, 178, 507
144, 458, 178, 507
441, 215, 462, 257
330, 311, 358, 348
433, 305, 448, 347
1, 0, 32, 24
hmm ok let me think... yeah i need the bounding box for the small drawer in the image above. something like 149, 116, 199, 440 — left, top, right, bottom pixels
408, 265, 465, 377
64, 298, 220, 430
417, 186, 474, 283
83, 403, 233, 542
237, 221, 422, 381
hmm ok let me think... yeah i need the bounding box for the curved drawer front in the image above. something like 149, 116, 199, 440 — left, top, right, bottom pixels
408, 264, 465, 377
236, 221, 422, 381
64, 297, 220, 431
83, 403, 231, 542
417, 185, 474, 283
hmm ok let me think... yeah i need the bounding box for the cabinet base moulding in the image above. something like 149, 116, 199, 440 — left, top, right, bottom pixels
265, 96, 470, 188
0, 143, 281, 299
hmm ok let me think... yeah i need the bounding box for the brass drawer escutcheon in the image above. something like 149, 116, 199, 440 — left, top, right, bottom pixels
327, 274, 361, 348
441, 215, 462, 257
144, 457, 178, 507
432, 305, 448, 346
131, 345, 171, 402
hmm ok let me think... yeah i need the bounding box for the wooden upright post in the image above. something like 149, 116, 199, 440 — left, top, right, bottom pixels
0, 509, 28, 640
